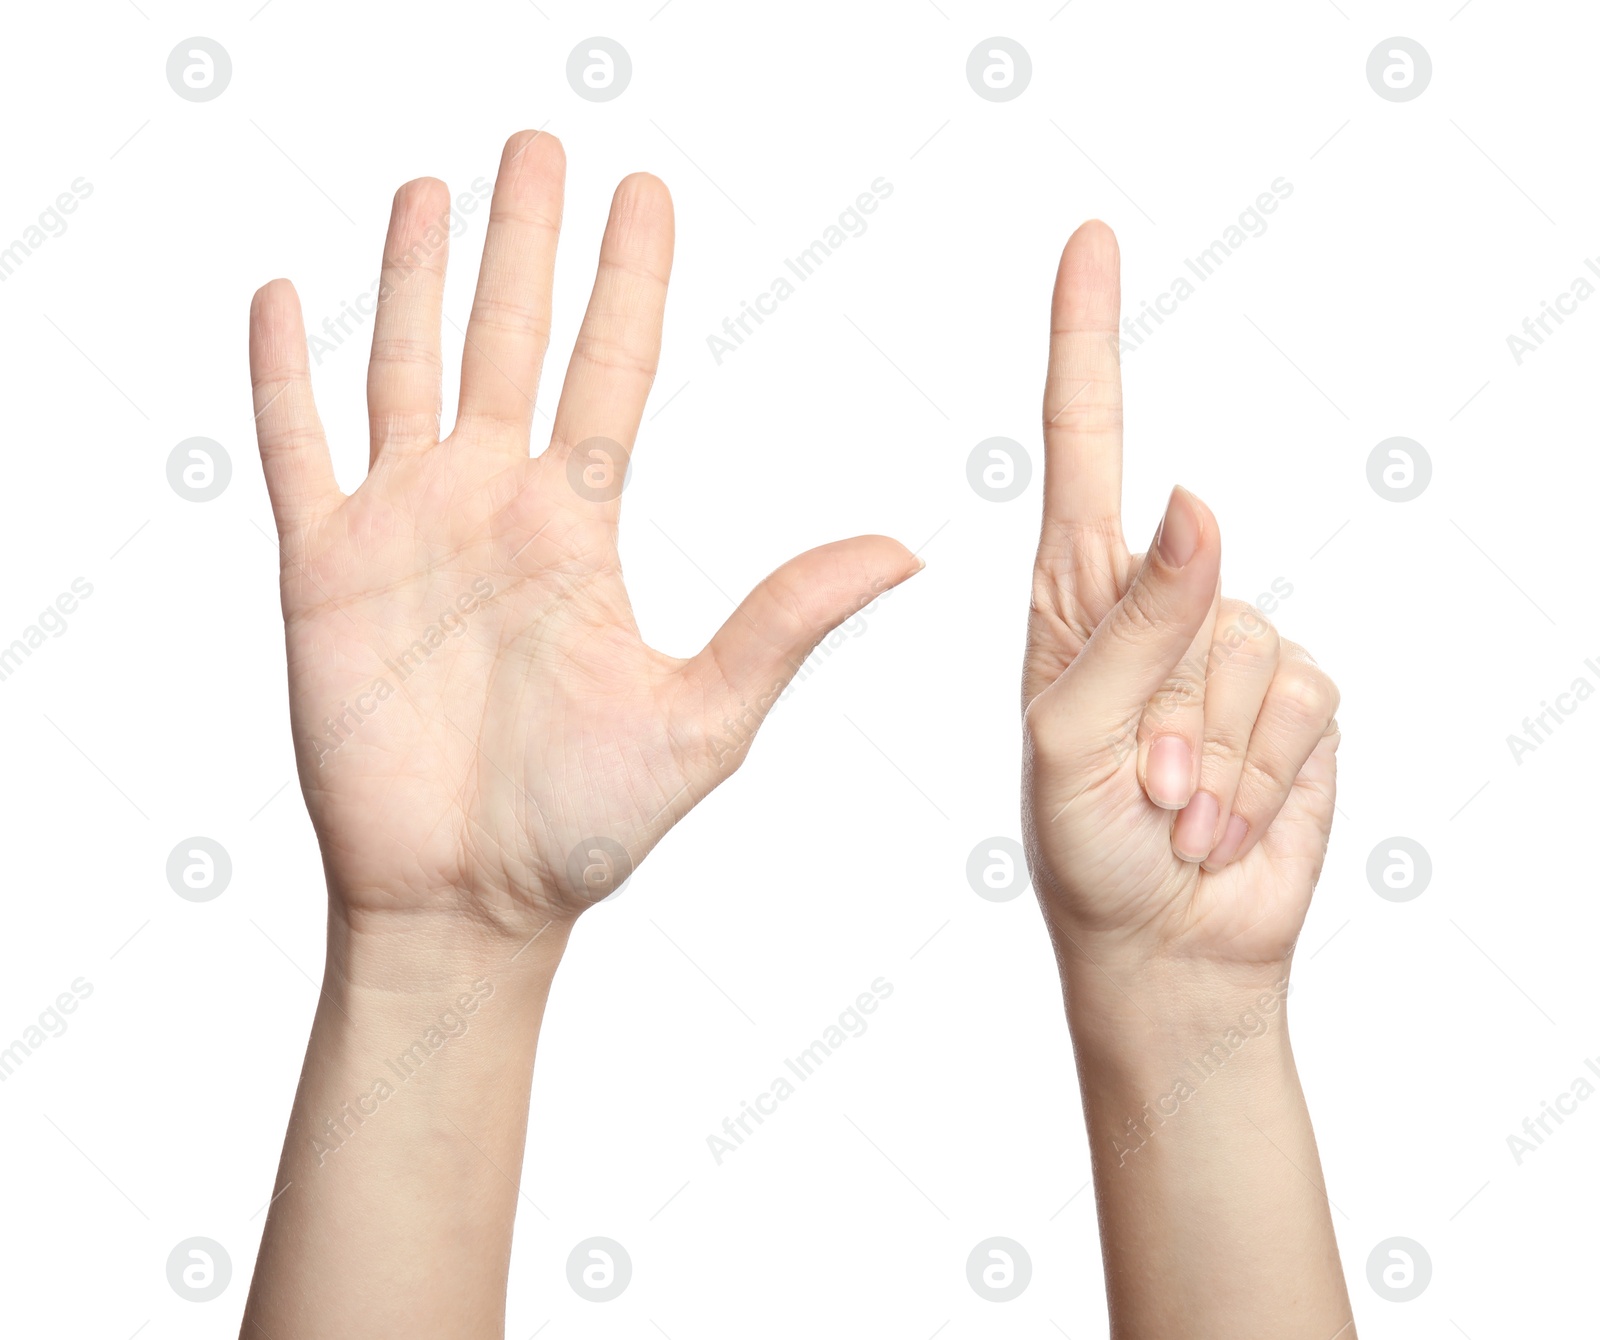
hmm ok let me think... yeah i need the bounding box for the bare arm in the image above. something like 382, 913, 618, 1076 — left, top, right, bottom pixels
239, 129, 921, 1337
1063, 956, 1348, 1337
242, 920, 567, 1336
1021, 220, 1353, 1338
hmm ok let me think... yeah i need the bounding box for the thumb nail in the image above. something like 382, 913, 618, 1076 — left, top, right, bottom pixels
1154, 486, 1201, 567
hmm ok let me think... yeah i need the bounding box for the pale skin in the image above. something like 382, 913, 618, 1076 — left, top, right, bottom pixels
239, 129, 1350, 1334
240, 130, 921, 1337
1023, 220, 1353, 1338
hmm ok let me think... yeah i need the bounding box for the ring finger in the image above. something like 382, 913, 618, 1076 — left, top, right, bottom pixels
1201, 642, 1338, 871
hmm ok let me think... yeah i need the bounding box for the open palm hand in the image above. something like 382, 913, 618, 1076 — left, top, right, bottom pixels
248, 133, 919, 934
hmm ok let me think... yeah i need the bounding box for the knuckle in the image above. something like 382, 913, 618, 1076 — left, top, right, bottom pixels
760, 569, 816, 642
1146, 662, 1204, 723
251, 365, 305, 395
487, 203, 562, 236
468, 295, 552, 343
1237, 750, 1284, 805
1216, 599, 1278, 656
260, 422, 324, 455
1276, 663, 1339, 723
598, 252, 671, 291
1199, 730, 1248, 779
455, 408, 531, 437
369, 409, 439, 446
572, 326, 659, 379
1237, 605, 1278, 647
1042, 382, 1123, 437
368, 336, 442, 373
382, 244, 448, 281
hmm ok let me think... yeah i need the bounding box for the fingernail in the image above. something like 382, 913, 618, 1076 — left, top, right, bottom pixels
1204, 814, 1249, 869
1145, 735, 1194, 809
1172, 790, 1219, 861
1153, 486, 1201, 567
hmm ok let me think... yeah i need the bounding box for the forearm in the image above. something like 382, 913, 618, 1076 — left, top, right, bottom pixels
241, 910, 569, 1340
1059, 947, 1353, 1340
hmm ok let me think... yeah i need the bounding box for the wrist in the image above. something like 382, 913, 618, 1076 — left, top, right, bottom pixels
325, 904, 570, 1003
1052, 941, 1296, 1071
1058, 954, 1302, 1175
291, 908, 569, 1168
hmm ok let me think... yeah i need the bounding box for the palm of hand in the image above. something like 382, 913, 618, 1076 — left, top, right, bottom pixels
283, 444, 710, 928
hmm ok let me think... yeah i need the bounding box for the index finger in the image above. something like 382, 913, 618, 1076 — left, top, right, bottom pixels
1042, 219, 1124, 541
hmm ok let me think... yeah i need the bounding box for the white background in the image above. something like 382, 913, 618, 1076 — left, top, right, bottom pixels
0, 1, 1592, 1335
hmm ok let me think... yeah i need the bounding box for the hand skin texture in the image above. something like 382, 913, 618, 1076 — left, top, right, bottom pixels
1022, 222, 1354, 1339
239, 131, 921, 1338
